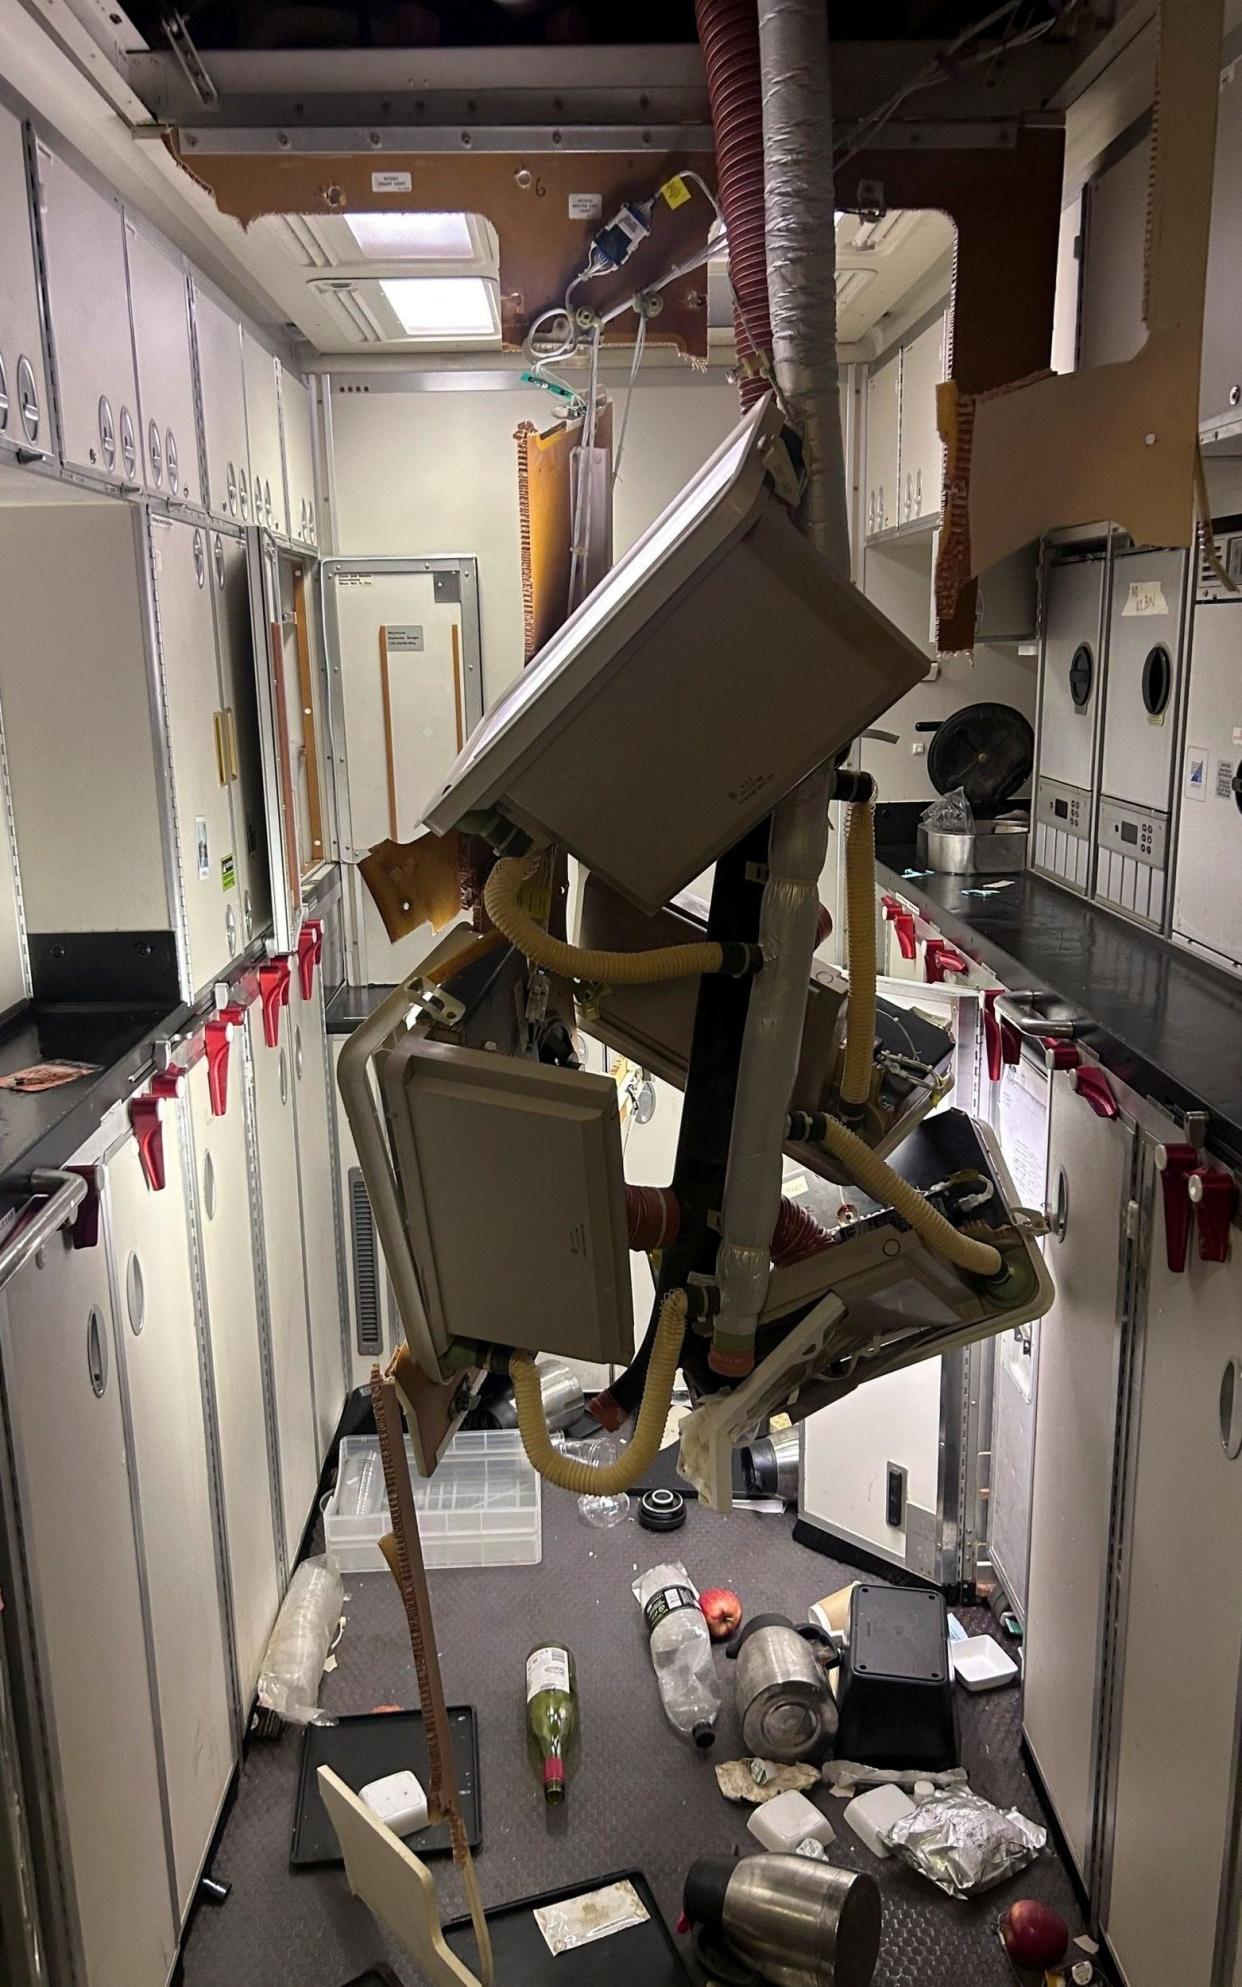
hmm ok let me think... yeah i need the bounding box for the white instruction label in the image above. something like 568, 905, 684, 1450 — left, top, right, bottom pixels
195, 816, 210, 879
1186, 747, 1209, 801
568, 192, 602, 221
526, 1646, 571, 1701
1122, 579, 1169, 617
371, 170, 412, 192
1217, 759, 1235, 800
385, 624, 424, 652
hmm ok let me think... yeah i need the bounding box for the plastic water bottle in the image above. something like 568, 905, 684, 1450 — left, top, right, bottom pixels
632, 1562, 721, 1749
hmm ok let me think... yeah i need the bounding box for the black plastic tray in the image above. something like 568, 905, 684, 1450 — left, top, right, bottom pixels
338, 1970, 405, 1987
444, 1868, 692, 1987
292, 1705, 480, 1868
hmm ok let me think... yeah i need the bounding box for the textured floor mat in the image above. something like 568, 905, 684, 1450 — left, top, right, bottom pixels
179, 1487, 1083, 1987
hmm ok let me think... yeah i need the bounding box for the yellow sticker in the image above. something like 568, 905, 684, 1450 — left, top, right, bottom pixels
516, 875, 551, 923
660, 174, 692, 210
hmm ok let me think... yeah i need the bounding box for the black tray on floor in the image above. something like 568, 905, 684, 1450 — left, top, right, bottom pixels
444, 1868, 692, 1987
339, 1971, 405, 1987
292, 1706, 481, 1868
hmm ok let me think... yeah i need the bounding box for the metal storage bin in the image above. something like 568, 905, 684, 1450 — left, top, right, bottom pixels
325, 1432, 542, 1573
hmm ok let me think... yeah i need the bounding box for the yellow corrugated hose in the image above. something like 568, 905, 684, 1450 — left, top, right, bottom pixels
818, 1113, 1003, 1279
484, 856, 726, 984
841, 799, 878, 1112
511, 1290, 687, 1492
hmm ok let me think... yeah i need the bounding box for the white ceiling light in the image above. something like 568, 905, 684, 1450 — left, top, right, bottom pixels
378, 276, 499, 338
345, 211, 476, 261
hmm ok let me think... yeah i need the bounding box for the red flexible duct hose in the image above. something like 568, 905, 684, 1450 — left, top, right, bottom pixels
695, 0, 772, 409
626, 1184, 682, 1253
770, 1195, 834, 1266
625, 1183, 830, 1266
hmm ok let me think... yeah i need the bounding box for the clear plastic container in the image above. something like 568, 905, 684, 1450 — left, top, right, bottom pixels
324, 1430, 541, 1572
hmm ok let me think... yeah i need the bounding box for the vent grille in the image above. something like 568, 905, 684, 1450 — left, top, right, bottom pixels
348, 1168, 383, 1357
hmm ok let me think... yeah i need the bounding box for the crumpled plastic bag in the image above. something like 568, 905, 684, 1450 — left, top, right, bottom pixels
883, 1786, 1046, 1898
921, 785, 975, 835
256, 1555, 344, 1725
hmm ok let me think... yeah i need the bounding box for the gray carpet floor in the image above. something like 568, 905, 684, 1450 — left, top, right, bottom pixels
177, 1484, 1086, 1987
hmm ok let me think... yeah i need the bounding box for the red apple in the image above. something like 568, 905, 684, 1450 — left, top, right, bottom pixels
699, 1587, 743, 1640
999, 1900, 1069, 1970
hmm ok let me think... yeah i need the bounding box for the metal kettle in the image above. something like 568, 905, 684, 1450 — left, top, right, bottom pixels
727, 1613, 838, 1763
684, 1854, 881, 1987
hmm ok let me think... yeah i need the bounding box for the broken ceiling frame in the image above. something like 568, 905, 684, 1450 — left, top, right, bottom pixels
936, 0, 1224, 629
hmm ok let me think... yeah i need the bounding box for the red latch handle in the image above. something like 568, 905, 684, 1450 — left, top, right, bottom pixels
1190, 1166, 1237, 1263
67, 1164, 101, 1250
128, 1070, 185, 1192
1072, 1065, 1118, 1120
297, 918, 324, 1001
925, 940, 968, 984
983, 991, 1003, 1082
881, 896, 917, 960
258, 958, 291, 1049
1155, 1143, 1199, 1274
1044, 1037, 1082, 1071
204, 1015, 237, 1117
129, 1096, 165, 1192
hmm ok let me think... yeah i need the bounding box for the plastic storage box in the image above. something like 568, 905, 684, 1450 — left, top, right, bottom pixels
324, 1431, 541, 1573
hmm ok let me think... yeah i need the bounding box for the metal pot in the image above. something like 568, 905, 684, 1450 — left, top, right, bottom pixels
684, 1854, 881, 1987
727, 1613, 838, 1762
740, 1427, 801, 1501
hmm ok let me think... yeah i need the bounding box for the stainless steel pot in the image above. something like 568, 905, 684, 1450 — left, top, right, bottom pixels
727, 1613, 838, 1762
684, 1853, 881, 1987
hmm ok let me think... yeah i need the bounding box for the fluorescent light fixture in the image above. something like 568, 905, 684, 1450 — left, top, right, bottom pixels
346, 211, 476, 260
379, 276, 498, 338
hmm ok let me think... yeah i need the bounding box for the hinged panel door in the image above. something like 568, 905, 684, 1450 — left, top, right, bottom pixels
0, 109, 51, 461
124, 218, 201, 508
247, 532, 305, 957
290, 969, 347, 1459
1104, 1157, 1242, 1987
1171, 595, 1242, 975
1023, 1065, 1133, 1883
35, 142, 138, 486
0, 1229, 175, 1987
149, 516, 237, 995
898, 314, 946, 527
106, 1125, 234, 1922
210, 529, 271, 948
247, 1000, 319, 1557
192, 283, 250, 526
865, 351, 900, 535
280, 366, 318, 547
1201, 58, 1242, 432
1039, 554, 1106, 794
187, 1051, 281, 1701
241, 330, 288, 538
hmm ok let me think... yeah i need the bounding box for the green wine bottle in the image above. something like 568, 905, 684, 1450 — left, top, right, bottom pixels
526, 1643, 577, 1805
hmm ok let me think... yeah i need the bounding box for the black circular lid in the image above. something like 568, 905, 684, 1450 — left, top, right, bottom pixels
1068, 643, 1094, 711
927, 701, 1035, 814
638, 1487, 687, 1531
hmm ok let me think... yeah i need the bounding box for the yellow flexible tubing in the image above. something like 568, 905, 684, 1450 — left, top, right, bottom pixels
511, 1290, 687, 1493
818, 1113, 1003, 1280
841, 800, 878, 1111
484, 857, 726, 985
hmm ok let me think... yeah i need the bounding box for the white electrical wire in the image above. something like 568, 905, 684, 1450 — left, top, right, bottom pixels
611, 313, 648, 489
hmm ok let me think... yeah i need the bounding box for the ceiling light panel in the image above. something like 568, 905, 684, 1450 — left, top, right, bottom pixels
378, 276, 499, 338
346, 210, 477, 260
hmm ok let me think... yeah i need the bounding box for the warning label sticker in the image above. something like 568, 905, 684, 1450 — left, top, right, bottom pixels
1185, 748, 1209, 801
